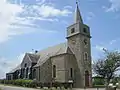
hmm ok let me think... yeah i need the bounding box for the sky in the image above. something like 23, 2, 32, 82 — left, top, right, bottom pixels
0, 0, 120, 79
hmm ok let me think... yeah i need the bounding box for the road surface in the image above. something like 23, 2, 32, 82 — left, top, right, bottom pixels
0, 85, 120, 90
0, 85, 38, 90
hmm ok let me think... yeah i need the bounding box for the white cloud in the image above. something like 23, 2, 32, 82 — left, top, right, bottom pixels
30, 4, 72, 18
25, 16, 59, 22
0, 0, 72, 43
0, 0, 34, 43
104, 0, 120, 12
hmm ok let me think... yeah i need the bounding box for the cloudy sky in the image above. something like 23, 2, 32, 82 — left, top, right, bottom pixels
0, 0, 120, 78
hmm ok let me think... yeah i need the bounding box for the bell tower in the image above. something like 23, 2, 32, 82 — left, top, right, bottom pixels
66, 1, 92, 88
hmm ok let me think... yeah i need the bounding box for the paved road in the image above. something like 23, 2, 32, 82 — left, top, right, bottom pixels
0, 85, 120, 90
75, 88, 106, 90
0, 85, 38, 90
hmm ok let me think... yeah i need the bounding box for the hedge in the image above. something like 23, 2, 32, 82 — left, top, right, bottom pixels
0, 79, 71, 89
0, 79, 37, 88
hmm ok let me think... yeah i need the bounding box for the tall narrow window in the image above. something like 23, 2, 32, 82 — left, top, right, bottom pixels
39, 67, 40, 81
84, 53, 88, 61
71, 28, 75, 33
84, 39, 88, 45
53, 65, 56, 78
83, 28, 87, 33
70, 68, 73, 78
85, 71, 89, 87
23, 68, 25, 79
24, 63, 27, 67
26, 68, 28, 78
33, 69, 36, 79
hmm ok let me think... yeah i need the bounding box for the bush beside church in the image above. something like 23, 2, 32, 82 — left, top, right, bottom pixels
0, 79, 71, 89
0, 79, 37, 88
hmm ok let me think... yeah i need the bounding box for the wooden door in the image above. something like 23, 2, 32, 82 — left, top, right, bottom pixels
85, 71, 89, 87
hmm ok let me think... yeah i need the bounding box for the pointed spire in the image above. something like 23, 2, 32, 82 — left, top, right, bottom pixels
74, 0, 83, 23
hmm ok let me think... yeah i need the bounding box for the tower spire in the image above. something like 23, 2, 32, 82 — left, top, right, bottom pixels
74, 0, 83, 23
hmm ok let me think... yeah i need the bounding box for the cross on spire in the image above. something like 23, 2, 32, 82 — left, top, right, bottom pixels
74, 0, 83, 23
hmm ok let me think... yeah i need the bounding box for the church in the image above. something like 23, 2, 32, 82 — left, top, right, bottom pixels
6, 2, 92, 88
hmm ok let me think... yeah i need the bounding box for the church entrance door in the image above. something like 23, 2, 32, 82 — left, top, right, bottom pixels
85, 71, 89, 87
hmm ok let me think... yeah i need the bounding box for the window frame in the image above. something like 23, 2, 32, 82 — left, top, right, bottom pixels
71, 28, 75, 33
53, 65, 56, 78
70, 68, 73, 78
84, 52, 88, 61
24, 63, 27, 67
83, 28, 87, 33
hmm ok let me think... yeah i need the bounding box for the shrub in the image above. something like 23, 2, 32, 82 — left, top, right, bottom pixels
93, 77, 105, 86
0, 79, 73, 89
0, 80, 4, 84
13, 79, 32, 87
0, 79, 35, 88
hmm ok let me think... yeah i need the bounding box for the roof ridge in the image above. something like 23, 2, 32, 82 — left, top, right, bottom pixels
36, 42, 66, 54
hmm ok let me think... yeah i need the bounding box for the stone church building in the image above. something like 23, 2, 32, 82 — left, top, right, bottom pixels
6, 3, 92, 88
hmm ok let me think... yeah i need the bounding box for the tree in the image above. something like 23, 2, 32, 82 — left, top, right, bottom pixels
93, 49, 120, 87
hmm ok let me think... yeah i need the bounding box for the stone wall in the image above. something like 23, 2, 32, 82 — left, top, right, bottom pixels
39, 59, 52, 83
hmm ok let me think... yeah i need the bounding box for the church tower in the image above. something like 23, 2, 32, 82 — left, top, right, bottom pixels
66, 1, 92, 88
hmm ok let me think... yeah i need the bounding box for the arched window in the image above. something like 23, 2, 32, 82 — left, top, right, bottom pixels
17, 70, 19, 79
71, 28, 75, 33
70, 68, 73, 78
85, 70, 89, 87
33, 69, 36, 79
24, 63, 27, 67
84, 39, 88, 45
84, 53, 88, 61
83, 28, 87, 33
85, 71, 89, 75
23, 68, 25, 78
26, 68, 28, 78
53, 65, 56, 78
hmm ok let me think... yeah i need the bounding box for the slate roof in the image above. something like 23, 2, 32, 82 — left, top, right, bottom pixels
27, 53, 40, 63
8, 64, 21, 74
34, 42, 67, 67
